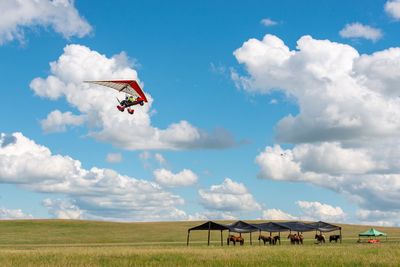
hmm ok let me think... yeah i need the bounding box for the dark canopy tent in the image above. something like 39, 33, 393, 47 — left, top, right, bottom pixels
187, 221, 229, 246
307, 221, 341, 232
252, 222, 290, 245
253, 222, 291, 232
188, 221, 229, 231
227, 220, 259, 233
275, 221, 316, 233
226, 220, 259, 245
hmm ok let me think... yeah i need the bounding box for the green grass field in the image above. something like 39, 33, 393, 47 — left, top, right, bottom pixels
0, 220, 399, 266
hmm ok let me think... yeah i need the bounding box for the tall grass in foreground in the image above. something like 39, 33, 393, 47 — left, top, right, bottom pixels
0, 243, 399, 267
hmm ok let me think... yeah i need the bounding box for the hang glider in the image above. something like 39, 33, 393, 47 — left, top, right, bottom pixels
85, 80, 148, 115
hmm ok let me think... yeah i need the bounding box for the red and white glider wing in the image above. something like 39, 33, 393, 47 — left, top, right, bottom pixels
85, 80, 148, 102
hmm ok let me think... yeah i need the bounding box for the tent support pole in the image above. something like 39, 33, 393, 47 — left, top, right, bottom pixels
279, 232, 281, 245
228, 230, 230, 246
207, 222, 211, 246
270, 231, 272, 246
221, 230, 223, 246
259, 230, 261, 246
187, 230, 190, 246
340, 228, 342, 244
250, 232, 252, 245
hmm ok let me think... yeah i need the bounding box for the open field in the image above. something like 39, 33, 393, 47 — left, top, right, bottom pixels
0, 220, 399, 266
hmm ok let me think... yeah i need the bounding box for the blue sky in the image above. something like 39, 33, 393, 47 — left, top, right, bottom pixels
1, 0, 400, 225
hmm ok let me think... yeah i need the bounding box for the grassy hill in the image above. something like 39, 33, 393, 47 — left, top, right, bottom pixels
0, 220, 399, 266
0, 219, 399, 245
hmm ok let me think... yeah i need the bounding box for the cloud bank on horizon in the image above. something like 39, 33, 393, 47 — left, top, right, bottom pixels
261, 201, 346, 223
1, 132, 346, 222
0, 132, 187, 221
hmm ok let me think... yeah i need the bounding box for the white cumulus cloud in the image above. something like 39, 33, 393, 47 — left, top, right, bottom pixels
234, 34, 400, 224
261, 201, 345, 222
296, 201, 346, 222
291, 142, 376, 175
0, 132, 186, 221
0, 0, 91, 45
385, 0, 400, 20
357, 209, 400, 226
233, 34, 400, 144
255, 143, 400, 212
42, 198, 84, 219
255, 145, 301, 180
30, 44, 237, 150
339, 23, 382, 42
187, 211, 237, 221
261, 208, 297, 220
41, 110, 85, 133
153, 168, 198, 187
198, 178, 261, 212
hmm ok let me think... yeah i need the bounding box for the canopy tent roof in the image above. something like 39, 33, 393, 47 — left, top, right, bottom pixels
252, 222, 290, 232
227, 220, 259, 233
359, 228, 387, 237
188, 221, 229, 231
275, 221, 316, 232
307, 221, 341, 232
188, 220, 341, 234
